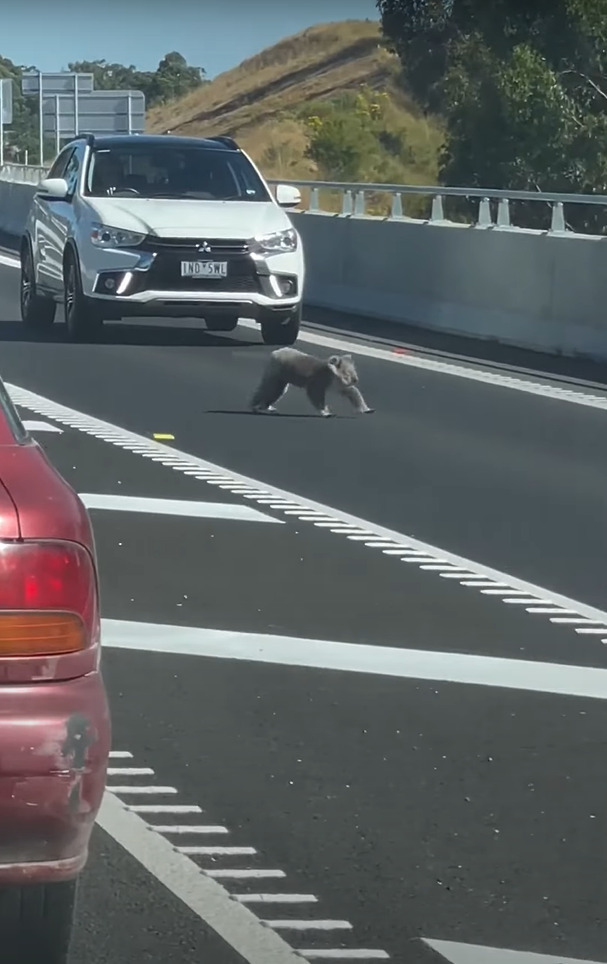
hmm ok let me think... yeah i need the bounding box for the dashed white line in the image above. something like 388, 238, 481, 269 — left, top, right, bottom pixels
106, 785, 178, 794
234, 895, 319, 905
298, 951, 390, 960
104, 749, 390, 960
106, 767, 154, 776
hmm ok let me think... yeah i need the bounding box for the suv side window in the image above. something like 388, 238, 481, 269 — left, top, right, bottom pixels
47, 148, 74, 180
64, 149, 82, 196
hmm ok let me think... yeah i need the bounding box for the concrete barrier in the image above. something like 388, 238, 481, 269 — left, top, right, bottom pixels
1, 174, 606, 360
290, 211, 607, 360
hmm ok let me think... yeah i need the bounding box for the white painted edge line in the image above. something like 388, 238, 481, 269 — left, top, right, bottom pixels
10, 382, 607, 648
103, 750, 390, 961
101, 618, 607, 701
1, 249, 607, 413
79, 492, 282, 524
423, 938, 607, 964
97, 791, 303, 964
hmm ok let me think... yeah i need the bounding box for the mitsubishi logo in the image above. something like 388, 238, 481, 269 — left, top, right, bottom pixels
198, 241, 212, 253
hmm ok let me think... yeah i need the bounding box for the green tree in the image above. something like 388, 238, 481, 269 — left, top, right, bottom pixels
0, 56, 51, 164
67, 52, 205, 108
377, 0, 607, 212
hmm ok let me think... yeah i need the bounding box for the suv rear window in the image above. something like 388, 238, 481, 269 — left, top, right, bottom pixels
0, 379, 27, 444
84, 145, 270, 202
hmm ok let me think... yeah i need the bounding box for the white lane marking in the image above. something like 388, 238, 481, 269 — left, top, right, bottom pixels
264, 921, 353, 931
79, 492, 281, 523
100, 749, 387, 960
298, 952, 390, 960
101, 618, 607, 701
106, 785, 178, 794
424, 938, 607, 964
129, 804, 202, 813
106, 767, 154, 776
97, 792, 303, 964
0, 253, 18, 269
22, 419, 63, 433
234, 895, 319, 904
10, 383, 607, 647
109, 750, 133, 759
206, 869, 287, 879
179, 846, 257, 856
150, 825, 225, 834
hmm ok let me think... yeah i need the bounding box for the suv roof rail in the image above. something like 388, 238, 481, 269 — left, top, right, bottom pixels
73, 132, 95, 146
207, 134, 239, 150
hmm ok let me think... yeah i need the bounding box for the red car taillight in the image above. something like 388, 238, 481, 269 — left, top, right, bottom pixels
0, 541, 99, 657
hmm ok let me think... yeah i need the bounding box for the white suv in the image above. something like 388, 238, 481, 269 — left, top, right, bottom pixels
20, 133, 305, 344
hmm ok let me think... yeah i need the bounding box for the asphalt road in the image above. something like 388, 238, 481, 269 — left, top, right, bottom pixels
0, 254, 606, 963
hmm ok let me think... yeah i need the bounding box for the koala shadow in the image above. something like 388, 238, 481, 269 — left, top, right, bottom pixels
205, 409, 322, 418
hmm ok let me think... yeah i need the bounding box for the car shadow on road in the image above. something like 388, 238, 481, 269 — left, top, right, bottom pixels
206, 409, 319, 417
0, 320, 260, 348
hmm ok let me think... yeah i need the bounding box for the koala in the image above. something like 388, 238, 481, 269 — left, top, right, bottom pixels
250, 347, 374, 417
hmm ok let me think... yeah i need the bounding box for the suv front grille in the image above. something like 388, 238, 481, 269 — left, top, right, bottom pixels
142, 237, 250, 255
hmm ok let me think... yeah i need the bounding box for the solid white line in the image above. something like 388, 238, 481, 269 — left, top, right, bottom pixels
298, 951, 389, 960
153, 825, 228, 835
106, 767, 154, 776
150, 825, 226, 834
129, 804, 202, 814
178, 846, 257, 855
10, 382, 607, 633
109, 751, 133, 759
101, 618, 607, 701
79, 492, 281, 524
233, 895, 319, 904
107, 785, 178, 794
96, 791, 302, 964
205, 869, 287, 879
423, 938, 607, 964
264, 921, 353, 931
22, 419, 63, 433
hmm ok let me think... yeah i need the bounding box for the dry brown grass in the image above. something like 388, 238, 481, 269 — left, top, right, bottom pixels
147, 20, 443, 184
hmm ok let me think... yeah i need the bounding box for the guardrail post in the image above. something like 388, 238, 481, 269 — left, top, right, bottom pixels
309, 187, 320, 212
354, 190, 365, 216
550, 201, 566, 232
342, 190, 353, 216
477, 197, 492, 227
391, 192, 403, 219
430, 195, 444, 221
497, 198, 511, 227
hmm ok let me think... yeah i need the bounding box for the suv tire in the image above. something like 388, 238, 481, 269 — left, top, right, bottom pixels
64, 252, 103, 343
20, 243, 57, 331
260, 307, 300, 346
0, 879, 76, 964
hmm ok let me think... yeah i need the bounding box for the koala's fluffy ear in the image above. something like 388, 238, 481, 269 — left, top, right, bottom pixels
342, 354, 353, 362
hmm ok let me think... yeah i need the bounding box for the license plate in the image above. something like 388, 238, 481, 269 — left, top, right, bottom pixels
181, 260, 228, 278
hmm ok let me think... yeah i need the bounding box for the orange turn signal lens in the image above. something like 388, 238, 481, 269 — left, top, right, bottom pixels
0, 613, 85, 656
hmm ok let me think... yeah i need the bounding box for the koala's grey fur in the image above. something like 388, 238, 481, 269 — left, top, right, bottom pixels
250, 347, 374, 417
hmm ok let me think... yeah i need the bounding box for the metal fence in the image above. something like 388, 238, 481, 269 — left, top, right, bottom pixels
2, 162, 607, 233
266, 179, 607, 234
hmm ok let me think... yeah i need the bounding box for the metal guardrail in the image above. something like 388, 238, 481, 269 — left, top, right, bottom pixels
266, 178, 607, 232
2, 163, 605, 232
0, 163, 48, 183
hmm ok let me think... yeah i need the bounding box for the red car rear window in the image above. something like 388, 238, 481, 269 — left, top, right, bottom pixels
0, 380, 28, 445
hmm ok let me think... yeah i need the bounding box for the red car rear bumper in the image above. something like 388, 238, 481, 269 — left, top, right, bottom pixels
0, 671, 111, 884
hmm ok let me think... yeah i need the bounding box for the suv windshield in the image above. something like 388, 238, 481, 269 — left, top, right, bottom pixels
84, 144, 271, 201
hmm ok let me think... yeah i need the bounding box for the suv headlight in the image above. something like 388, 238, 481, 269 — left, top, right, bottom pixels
90, 223, 145, 248
254, 228, 298, 254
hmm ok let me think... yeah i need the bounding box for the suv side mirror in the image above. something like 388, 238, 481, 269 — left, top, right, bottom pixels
275, 184, 301, 208
36, 178, 69, 200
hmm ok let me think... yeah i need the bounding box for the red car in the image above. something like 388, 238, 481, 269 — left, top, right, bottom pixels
0, 378, 111, 962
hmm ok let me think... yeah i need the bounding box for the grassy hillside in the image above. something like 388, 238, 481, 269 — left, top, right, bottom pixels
147, 20, 443, 187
